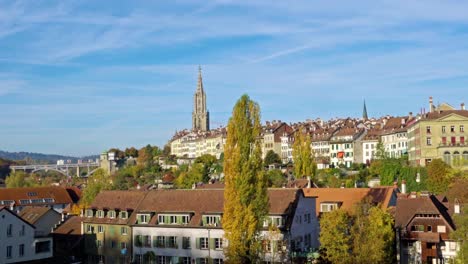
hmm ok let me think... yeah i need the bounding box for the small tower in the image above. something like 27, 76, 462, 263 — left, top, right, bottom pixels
363, 100, 368, 120
192, 66, 210, 131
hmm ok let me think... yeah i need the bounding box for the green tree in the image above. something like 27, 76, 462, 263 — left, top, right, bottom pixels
5, 171, 33, 188
319, 209, 352, 264
264, 150, 281, 166
451, 206, 468, 264
427, 159, 451, 194
352, 204, 394, 264
124, 147, 138, 158
82, 168, 111, 206
266, 169, 286, 187
292, 128, 315, 178
223, 95, 269, 263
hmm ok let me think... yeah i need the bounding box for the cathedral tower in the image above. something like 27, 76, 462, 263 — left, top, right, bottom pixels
192, 66, 210, 131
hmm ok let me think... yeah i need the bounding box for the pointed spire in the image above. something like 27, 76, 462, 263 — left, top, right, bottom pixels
197, 65, 203, 92
363, 99, 368, 120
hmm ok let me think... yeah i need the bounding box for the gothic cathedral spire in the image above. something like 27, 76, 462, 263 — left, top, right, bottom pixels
363, 99, 368, 120
192, 66, 210, 131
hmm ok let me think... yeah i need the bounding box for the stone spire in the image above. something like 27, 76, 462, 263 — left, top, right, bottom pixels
363, 100, 368, 120
192, 66, 210, 131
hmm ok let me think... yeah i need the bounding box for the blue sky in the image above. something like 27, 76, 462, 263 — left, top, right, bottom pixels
1, 0, 468, 156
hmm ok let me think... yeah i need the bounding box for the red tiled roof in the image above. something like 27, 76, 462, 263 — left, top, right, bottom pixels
0, 186, 75, 205
53, 216, 83, 236
18, 206, 58, 225
303, 187, 395, 217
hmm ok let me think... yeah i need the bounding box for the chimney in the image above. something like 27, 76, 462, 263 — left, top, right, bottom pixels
401, 180, 407, 194
307, 176, 311, 188
401, 118, 405, 126
454, 199, 461, 214
462, 103, 465, 110
409, 112, 413, 119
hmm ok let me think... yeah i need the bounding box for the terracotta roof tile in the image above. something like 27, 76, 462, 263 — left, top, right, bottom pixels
0, 186, 75, 205
53, 216, 83, 236
18, 206, 57, 225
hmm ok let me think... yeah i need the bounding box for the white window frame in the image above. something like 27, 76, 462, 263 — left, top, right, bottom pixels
200, 237, 209, 249
215, 238, 223, 250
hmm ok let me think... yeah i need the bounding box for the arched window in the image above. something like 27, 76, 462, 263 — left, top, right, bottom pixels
453, 151, 460, 165
463, 151, 468, 161
443, 151, 451, 165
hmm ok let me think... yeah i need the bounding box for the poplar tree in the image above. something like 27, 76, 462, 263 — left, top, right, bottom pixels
319, 209, 352, 264
223, 94, 269, 263
292, 127, 315, 178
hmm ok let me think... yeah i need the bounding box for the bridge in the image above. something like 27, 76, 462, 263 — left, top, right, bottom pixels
10, 162, 101, 177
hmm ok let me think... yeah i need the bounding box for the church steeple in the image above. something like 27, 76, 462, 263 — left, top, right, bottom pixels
192, 66, 209, 131
363, 100, 368, 120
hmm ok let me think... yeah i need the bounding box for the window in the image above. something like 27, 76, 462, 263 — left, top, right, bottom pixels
98, 225, 104, 233
182, 237, 191, 249
144, 235, 151, 248
168, 236, 177, 248
452, 137, 456, 145
180, 257, 191, 264
156, 236, 166, 248
86, 209, 93, 217
86, 224, 93, 233
134, 235, 143, 247
120, 242, 127, 249
199, 237, 209, 249
437, 225, 446, 233
7, 224, 12, 237
6, 245, 12, 259
108, 211, 116, 218
442, 126, 446, 133
158, 214, 165, 224
449, 241, 457, 251
320, 203, 338, 212
35, 241, 51, 253
120, 211, 128, 219
461, 137, 465, 144
213, 259, 224, 264
426, 137, 432, 146
442, 137, 447, 145
203, 215, 221, 226
97, 210, 104, 218
426, 126, 431, 134
411, 225, 424, 232
181, 215, 190, 224
461, 125, 465, 132
169, 215, 177, 224
427, 225, 432, 232
137, 214, 149, 224
19, 244, 24, 257
97, 240, 102, 248
451, 126, 455, 133
111, 240, 116, 248
19, 225, 25, 236
215, 238, 223, 250
198, 258, 209, 264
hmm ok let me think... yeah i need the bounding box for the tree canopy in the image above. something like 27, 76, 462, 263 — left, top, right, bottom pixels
292, 128, 316, 178
427, 158, 452, 194
223, 94, 269, 263
264, 150, 281, 166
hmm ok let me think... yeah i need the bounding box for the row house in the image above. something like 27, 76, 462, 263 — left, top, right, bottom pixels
0, 206, 53, 263
82, 189, 318, 264
381, 115, 414, 159
395, 193, 461, 264
170, 131, 226, 159
329, 127, 366, 168
0, 186, 78, 214
261, 122, 293, 160
310, 128, 335, 169
280, 132, 293, 164
408, 100, 468, 167
356, 129, 380, 165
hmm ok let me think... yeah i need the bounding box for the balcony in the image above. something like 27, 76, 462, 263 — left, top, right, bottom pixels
438, 142, 467, 148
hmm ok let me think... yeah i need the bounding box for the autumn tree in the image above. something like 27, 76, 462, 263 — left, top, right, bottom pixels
5, 171, 34, 188
266, 169, 286, 188
124, 147, 138, 158
81, 168, 111, 206
427, 159, 451, 194
264, 150, 281, 166
319, 209, 352, 264
223, 95, 269, 263
292, 128, 315, 178
451, 206, 468, 264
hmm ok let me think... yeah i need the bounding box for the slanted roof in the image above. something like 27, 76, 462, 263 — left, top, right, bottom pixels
303, 187, 395, 216
53, 216, 83, 236
89, 190, 146, 211
0, 186, 75, 205
18, 206, 57, 225
0, 206, 36, 229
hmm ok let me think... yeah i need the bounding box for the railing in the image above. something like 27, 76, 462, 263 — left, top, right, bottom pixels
439, 143, 467, 147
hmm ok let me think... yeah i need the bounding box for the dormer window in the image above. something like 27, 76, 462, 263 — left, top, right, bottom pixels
86, 209, 94, 218
97, 210, 105, 218
263, 216, 284, 227
108, 210, 116, 219
320, 202, 340, 213
120, 211, 128, 219
203, 215, 221, 227
137, 214, 150, 224
157, 214, 191, 225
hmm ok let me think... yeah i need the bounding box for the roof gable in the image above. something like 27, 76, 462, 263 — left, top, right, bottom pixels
436, 112, 468, 121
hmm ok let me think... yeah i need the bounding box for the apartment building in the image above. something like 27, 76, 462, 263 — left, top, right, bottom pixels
381, 116, 414, 159
329, 127, 366, 168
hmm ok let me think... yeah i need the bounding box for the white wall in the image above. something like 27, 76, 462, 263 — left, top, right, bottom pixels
290, 194, 319, 251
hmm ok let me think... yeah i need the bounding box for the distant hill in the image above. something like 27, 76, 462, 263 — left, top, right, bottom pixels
0, 150, 98, 164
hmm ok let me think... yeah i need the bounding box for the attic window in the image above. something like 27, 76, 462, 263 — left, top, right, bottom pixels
120, 211, 128, 219
320, 203, 339, 213
27, 192, 37, 196
86, 209, 93, 218
97, 210, 104, 218
203, 215, 221, 227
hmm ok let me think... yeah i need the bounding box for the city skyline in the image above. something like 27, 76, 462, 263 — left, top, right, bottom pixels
1, 1, 468, 156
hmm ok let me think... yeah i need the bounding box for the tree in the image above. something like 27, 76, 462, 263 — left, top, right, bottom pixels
427, 159, 451, 194
319, 209, 352, 264
451, 206, 468, 264
266, 169, 286, 188
5, 171, 33, 188
223, 94, 269, 263
292, 128, 315, 178
124, 147, 138, 158
108, 148, 125, 159
264, 150, 281, 166
81, 168, 111, 206
352, 204, 394, 264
